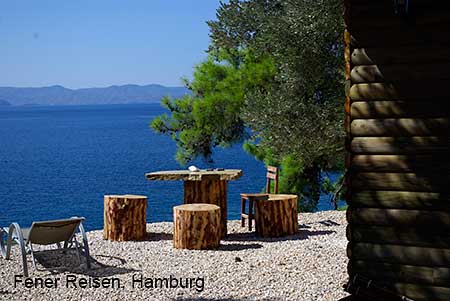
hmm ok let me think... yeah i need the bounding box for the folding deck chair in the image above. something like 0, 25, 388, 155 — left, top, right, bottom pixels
0, 217, 91, 277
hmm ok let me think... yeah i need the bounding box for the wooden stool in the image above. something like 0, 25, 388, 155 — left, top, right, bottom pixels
173, 204, 221, 250
103, 194, 147, 241
255, 194, 298, 237
241, 166, 279, 231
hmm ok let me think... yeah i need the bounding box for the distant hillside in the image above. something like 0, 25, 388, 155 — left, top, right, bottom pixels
0, 84, 189, 106
0, 99, 11, 106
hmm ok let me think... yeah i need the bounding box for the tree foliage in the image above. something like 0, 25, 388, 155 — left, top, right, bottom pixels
151, 0, 345, 210
151, 50, 276, 164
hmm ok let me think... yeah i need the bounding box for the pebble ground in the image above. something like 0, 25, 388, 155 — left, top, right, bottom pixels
0, 211, 349, 300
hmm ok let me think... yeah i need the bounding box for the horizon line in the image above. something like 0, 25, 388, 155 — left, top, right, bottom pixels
0, 83, 187, 90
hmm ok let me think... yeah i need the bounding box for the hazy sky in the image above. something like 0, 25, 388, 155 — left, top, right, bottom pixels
0, 1, 222, 88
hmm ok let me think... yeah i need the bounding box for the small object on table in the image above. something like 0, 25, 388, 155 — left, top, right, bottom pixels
188, 165, 200, 172
145, 169, 242, 238
254, 194, 298, 238
103, 194, 147, 241
173, 203, 221, 250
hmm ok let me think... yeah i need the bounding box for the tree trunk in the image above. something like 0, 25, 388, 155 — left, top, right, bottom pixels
103, 195, 147, 241
173, 203, 221, 250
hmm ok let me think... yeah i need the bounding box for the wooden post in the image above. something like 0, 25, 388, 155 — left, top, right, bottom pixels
183, 179, 227, 238
103, 195, 147, 241
254, 194, 298, 238
173, 204, 221, 250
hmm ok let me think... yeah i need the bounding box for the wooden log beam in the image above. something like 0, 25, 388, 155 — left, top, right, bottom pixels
349, 13, 450, 32
350, 83, 397, 100
351, 172, 447, 192
347, 225, 450, 248
349, 0, 448, 19
350, 260, 450, 287
347, 279, 450, 301
349, 81, 450, 101
348, 191, 449, 210
351, 63, 450, 83
351, 137, 449, 154
351, 47, 450, 66
351, 118, 449, 136
349, 0, 446, 6
387, 283, 450, 301
350, 154, 449, 172
347, 242, 450, 267
347, 208, 450, 228
349, 27, 450, 47
350, 101, 448, 119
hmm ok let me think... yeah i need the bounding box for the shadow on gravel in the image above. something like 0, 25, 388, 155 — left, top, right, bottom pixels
225, 229, 335, 243
318, 219, 341, 226
173, 297, 284, 301
298, 223, 312, 229
217, 243, 263, 251
34, 251, 137, 277
144, 231, 173, 241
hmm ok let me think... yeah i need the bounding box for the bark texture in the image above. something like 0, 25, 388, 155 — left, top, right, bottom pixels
173, 203, 221, 250
103, 195, 147, 241
254, 194, 298, 238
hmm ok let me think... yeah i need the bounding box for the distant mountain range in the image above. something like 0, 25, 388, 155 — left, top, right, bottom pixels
0, 84, 189, 106
0, 99, 11, 106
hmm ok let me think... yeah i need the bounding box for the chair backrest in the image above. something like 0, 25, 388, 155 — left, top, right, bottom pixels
28, 218, 84, 245
265, 166, 279, 194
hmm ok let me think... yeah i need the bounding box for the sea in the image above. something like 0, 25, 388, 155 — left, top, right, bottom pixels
0, 104, 343, 231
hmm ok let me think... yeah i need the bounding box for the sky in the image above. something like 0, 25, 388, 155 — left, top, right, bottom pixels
0, 1, 222, 88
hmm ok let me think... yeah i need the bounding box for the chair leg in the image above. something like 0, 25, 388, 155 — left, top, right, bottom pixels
72, 237, 81, 264
248, 199, 254, 232
29, 243, 37, 271
241, 197, 246, 227
78, 222, 91, 269
6, 223, 29, 277
0, 228, 7, 259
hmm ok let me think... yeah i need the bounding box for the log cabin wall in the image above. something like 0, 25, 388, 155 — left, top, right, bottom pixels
344, 1, 450, 300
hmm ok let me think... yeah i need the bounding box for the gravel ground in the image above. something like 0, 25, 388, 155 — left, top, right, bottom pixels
0, 211, 349, 301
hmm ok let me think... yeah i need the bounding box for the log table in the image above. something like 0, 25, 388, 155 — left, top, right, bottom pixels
145, 169, 242, 238
104, 194, 147, 241
254, 194, 298, 238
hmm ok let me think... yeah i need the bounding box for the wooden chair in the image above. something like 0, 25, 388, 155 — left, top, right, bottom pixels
240, 166, 279, 231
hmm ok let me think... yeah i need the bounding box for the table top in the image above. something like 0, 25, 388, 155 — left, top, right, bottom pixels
145, 169, 243, 181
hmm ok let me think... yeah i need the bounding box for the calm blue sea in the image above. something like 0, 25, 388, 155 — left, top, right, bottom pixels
0, 104, 341, 230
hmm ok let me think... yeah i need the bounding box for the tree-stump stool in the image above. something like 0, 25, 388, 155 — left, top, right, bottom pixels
173, 203, 221, 250
103, 195, 147, 241
254, 194, 298, 238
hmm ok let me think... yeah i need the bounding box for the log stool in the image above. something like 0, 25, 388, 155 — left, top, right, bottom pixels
103, 195, 147, 241
255, 194, 298, 238
173, 204, 221, 250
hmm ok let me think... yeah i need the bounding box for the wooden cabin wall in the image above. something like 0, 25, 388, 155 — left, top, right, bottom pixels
344, 0, 450, 300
